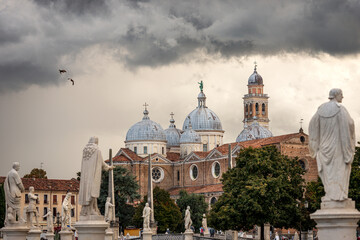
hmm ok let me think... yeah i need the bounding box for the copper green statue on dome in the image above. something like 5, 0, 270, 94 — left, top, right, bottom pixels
198, 80, 203, 92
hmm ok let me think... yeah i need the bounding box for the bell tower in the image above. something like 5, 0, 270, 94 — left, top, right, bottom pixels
243, 63, 270, 129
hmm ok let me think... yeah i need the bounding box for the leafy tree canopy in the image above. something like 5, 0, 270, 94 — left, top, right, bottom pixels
23, 168, 47, 179
98, 166, 140, 230
208, 146, 304, 240
176, 190, 208, 233
133, 187, 182, 233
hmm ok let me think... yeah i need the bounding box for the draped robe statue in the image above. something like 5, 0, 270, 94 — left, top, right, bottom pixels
309, 88, 355, 201
61, 192, 73, 230
202, 214, 208, 233
43, 210, 53, 233
4, 162, 25, 226
184, 206, 192, 231
79, 137, 114, 216
104, 197, 115, 222
142, 203, 151, 230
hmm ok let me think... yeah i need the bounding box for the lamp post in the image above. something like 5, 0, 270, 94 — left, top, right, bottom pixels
57, 212, 61, 228
299, 200, 309, 240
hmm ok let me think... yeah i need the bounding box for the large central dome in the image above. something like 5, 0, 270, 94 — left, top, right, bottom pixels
182, 91, 223, 131
125, 109, 166, 142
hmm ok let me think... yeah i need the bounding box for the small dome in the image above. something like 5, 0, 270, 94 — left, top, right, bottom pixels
236, 121, 273, 142
126, 109, 166, 142
248, 64, 263, 85
180, 119, 201, 144
164, 113, 182, 147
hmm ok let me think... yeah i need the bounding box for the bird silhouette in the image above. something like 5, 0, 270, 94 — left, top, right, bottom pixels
68, 78, 74, 85
59, 69, 67, 74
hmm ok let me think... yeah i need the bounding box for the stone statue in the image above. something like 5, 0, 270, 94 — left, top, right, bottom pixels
104, 197, 115, 222
25, 186, 39, 228
79, 137, 114, 217
293, 231, 299, 240
309, 88, 355, 201
43, 210, 53, 233
184, 206, 192, 231
202, 214, 208, 233
198, 80, 203, 92
142, 203, 152, 230
4, 162, 25, 226
61, 192, 73, 230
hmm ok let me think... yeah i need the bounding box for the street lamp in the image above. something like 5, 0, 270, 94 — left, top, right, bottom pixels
57, 212, 61, 228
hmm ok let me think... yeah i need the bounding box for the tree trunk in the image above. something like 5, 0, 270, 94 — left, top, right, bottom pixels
261, 223, 265, 240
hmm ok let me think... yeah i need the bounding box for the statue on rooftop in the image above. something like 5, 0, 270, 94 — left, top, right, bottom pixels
309, 88, 355, 201
198, 80, 203, 92
4, 162, 25, 226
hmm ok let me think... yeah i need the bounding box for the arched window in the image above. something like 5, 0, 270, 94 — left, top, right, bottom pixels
212, 161, 221, 178
262, 103, 266, 114
255, 103, 259, 112
210, 197, 217, 205
299, 159, 307, 171
249, 103, 253, 114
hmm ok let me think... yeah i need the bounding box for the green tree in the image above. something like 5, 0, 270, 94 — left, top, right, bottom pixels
176, 190, 208, 232
133, 187, 182, 233
349, 144, 360, 211
24, 168, 47, 179
97, 166, 140, 230
208, 146, 304, 240
0, 184, 5, 228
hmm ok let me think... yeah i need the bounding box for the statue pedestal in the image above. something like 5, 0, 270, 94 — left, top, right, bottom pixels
143, 229, 153, 240
27, 228, 41, 240
59, 230, 74, 240
184, 229, 193, 240
310, 199, 360, 240
1, 224, 29, 240
105, 228, 114, 240
204, 229, 210, 237
264, 223, 270, 240
74, 215, 109, 240
45, 232, 55, 240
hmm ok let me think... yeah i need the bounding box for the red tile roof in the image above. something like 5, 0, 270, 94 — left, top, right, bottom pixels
0, 177, 79, 192
168, 184, 223, 196
192, 151, 209, 158
165, 152, 181, 161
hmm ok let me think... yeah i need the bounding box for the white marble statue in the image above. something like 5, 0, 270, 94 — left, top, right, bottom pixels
104, 197, 115, 222
142, 203, 152, 230
79, 137, 114, 216
309, 88, 355, 201
61, 192, 73, 230
293, 231, 299, 240
43, 210, 53, 233
202, 214, 208, 233
4, 162, 25, 226
25, 186, 39, 228
184, 206, 192, 231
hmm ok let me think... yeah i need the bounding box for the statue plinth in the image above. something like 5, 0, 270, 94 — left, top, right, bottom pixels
105, 228, 114, 240
1, 224, 29, 240
143, 228, 153, 240
27, 228, 42, 240
59, 229, 74, 240
74, 215, 109, 240
45, 232, 55, 240
184, 229, 193, 240
310, 199, 360, 240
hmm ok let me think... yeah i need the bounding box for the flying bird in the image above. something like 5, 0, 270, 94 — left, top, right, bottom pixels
59, 69, 67, 74
68, 78, 74, 85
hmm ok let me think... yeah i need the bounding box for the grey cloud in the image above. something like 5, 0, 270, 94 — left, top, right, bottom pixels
1, 0, 360, 93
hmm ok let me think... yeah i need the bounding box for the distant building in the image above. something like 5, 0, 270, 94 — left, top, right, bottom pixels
108, 64, 318, 206
0, 177, 80, 229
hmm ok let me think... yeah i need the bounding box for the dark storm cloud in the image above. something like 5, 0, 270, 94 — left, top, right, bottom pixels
1, 0, 360, 92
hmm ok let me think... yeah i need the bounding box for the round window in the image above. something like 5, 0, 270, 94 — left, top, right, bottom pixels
190, 164, 198, 180
299, 160, 306, 171
212, 161, 221, 178
152, 167, 164, 183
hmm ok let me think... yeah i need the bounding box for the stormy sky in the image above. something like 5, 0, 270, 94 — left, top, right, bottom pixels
0, 0, 360, 179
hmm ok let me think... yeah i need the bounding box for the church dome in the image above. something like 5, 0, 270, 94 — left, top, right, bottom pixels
236, 120, 273, 142
182, 90, 223, 131
248, 65, 263, 85
125, 108, 166, 142
180, 119, 201, 144
164, 113, 182, 148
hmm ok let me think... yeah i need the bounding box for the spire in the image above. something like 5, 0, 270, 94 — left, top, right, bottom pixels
299, 118, 304, 133
143, 102, 150, 120
169, 112, 176, 128
254, 61, 257, 72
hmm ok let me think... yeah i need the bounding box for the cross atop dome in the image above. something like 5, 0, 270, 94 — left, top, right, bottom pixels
254, 61, 257, 72
143, 102, 150, 120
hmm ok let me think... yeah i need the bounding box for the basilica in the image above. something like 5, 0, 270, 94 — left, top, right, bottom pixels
111, 65, 318, 205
